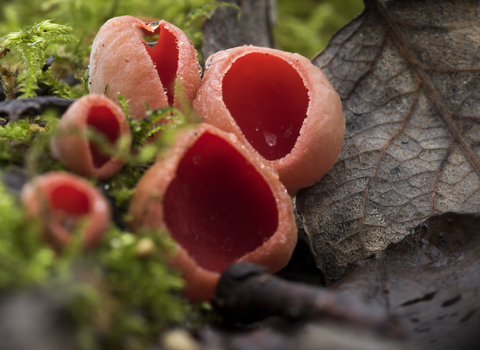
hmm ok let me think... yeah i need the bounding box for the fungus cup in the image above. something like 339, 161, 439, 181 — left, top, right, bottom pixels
193, 46, 345, 195
51, 94, 131, 180
128, 123, 297, 301
89, 15, 202, 119
21, 171, 111, 251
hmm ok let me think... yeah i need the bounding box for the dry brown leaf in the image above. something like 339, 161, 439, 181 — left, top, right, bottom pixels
296, 0, 480, 282
332, 212, 480, 350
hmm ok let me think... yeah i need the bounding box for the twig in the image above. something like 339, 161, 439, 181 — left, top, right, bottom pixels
0, 96, 75, 121
213, 262, 389, 329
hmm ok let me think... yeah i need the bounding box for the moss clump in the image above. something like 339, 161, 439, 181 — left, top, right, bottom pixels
0, 177, 189, 349
0, 116, 61, 168
76, 228, 187, 350
2, 20, 79, 98
0, 180, 55, 289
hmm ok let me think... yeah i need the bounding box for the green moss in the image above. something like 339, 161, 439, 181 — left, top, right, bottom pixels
0, 119, 30, 140
81, 227, 187, 350
0, 175, 189, 349
2, 20, 78, 98
0, 180, 55, 289
22, 112, 67, 176
0, 118, 61, 166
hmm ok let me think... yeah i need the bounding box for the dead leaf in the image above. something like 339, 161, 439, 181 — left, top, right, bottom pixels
296, 0, 480, 282
333, 212, 480, 350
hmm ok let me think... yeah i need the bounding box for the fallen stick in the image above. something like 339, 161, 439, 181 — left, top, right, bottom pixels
0, 97, 75, 121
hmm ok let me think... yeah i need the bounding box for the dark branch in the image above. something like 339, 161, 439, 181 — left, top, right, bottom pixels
0, 96, 75, 121
213, 261, 391, 330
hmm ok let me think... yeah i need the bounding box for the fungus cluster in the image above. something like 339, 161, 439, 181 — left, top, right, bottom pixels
21, 15, 344, 301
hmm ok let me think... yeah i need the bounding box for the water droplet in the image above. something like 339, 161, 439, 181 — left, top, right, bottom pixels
263, 131, 277, 147
205, 58, 213, 68
148, 21, 160, 31
228, 133, 238, 143
192, 154, 202, 164
283, 125, 293, 138
268, 167, 279, 179
197, 63, 202, 74
255, 127, 259, 132
215, 52, 228, 61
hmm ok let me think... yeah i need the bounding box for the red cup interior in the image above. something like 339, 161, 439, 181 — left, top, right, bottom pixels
163, 131, 279, 272
87, 105, 121, 168
142, 24, 179, 105
222, 52, 310, 161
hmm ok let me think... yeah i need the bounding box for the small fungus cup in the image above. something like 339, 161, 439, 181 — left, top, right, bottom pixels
89, 16, 202, 119
128, 123, 297, 301
21, 171, 111, 251
51, 94, 131, 180
193, 46, 345, 195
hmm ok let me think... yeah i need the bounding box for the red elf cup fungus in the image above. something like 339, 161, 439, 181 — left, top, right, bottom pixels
21, 171, 111, 251
51, 94, 131, 181
193, 46, 345, 195
89, 15, 202, 119
128, 123, 297, 301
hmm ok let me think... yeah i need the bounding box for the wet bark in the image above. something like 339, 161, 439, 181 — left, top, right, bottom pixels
202, 0, 276, 59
